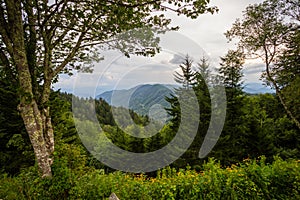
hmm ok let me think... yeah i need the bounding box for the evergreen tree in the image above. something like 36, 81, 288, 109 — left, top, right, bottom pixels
166, 56, 213, 168
219, 50, 244, 97
166, 55, 197, 128
195, 56, 212, 113
174, 55, 196, 89
211, 49, 246, 165
187, 56, 212, 167
274, 28, 300, 123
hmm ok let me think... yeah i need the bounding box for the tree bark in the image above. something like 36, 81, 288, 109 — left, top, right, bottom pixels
18, 101, 53, 178
43, 107, 55, 160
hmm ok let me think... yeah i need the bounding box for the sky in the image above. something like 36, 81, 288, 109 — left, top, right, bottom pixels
53, 0, 272, 97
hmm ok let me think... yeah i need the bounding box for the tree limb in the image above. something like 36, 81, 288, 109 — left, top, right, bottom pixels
0, 5, 14, 56
264, 43, 300, 129
52, 31, 86, 78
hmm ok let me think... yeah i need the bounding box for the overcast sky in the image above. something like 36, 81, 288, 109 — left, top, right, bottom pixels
54, 0, 270, 97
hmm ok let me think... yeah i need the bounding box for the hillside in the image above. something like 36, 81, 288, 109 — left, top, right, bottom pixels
96, 84, 175, 119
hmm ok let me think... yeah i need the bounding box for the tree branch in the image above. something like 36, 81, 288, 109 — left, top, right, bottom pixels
79, 39, 118, 48
264, 42, 300, 129
0, 4, 13, 56
52, 31, 86, 78
103, 0, 160, 8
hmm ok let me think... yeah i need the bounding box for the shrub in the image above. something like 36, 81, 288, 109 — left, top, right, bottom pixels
0, 156, 299, 199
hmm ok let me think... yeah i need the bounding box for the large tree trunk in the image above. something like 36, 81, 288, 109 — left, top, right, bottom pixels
18, 101, 54, 178
5, 0, 55, 178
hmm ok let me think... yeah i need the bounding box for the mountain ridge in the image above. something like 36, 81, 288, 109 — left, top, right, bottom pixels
96, 84, 175, 120
96, 82, 274, 117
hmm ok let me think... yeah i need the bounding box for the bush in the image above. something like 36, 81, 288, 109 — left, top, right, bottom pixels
0, 156, 299, 199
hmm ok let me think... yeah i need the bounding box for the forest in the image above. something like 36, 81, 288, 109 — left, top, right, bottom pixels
0, 0, 299, 199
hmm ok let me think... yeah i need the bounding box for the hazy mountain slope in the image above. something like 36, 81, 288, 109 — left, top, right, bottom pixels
96, 84, 175, 118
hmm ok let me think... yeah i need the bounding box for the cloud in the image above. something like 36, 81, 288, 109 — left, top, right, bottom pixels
243, 67, 264, 75
165, 0, 263, 62
54, 61, 178, 97
169, 54, 185, 65
54, 0, 265, 96
242, 61, 265, 83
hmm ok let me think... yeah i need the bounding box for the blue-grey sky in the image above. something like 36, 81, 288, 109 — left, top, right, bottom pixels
53, 0, 270, 97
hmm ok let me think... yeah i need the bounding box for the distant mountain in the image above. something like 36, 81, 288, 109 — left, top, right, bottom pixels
96, 84, 175, 120
243, 82, 275, 94
96, 82, 273, 120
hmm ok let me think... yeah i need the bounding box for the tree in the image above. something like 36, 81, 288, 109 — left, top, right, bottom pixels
196, 56, 211, 86
225, 0, 300, 129
194, 56, 211, 121
174, 55, 197, 89
166, 56, 213, 167
219, 50, 244, 90
273, 29, 300, 88
166, 55, 197, 127
189, 56, 212, 167
212, 50, 246, 164
274, 28, 300, 123
0, 0, 217, 177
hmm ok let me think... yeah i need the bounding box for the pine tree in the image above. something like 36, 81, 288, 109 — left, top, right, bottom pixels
212, 49, 246, 165
173, 55, 196, 89
274, 28, 300, 123
186, 56, 212, 167
166, 55, 197, 128
219, 50, 244, 98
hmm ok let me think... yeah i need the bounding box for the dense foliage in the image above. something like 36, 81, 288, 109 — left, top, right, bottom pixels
1, 156, 299, 199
